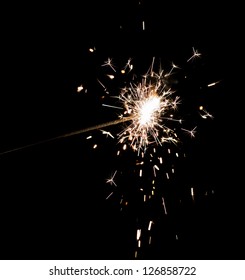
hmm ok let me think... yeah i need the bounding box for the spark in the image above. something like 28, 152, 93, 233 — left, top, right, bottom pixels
136, 229, 141, 240
148, 220, 153, 231
77, 84, 84, 92
191, 187, 195, 201
138, 240, 141, 247
102, 104, 123, 110
199, 107, 214, 119
139, 169, 143, 177
164, 62, 180, 77
106, 192, 114, 200
97, 79, 106, 89
122, 58, 133, 73
181, 126, 197, 138
162, 197, 168, 215
153, 165, 159, 177
106, 170, 117, 186
101, 58, 116, 72
107, 74, 115, 79
207, 80, 221, 87
101, 130, 114, 139
149, 236, 152, 244
89, 47, 96, 53
187, 47, 201, 62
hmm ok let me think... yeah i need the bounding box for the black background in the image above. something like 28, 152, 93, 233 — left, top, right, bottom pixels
0, 1, 244, 260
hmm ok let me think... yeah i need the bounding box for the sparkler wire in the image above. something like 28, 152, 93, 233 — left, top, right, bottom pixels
0, 116, 133, 156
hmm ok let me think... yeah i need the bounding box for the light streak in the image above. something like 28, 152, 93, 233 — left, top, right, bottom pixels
106, 192, 114, 200
207, 80, 221, 87
136, 229, 141, 240
102, 104, 123, 110
191, 187, 195, 201
162, 196, 168, 215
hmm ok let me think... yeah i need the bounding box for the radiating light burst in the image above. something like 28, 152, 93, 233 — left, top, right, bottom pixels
117, 62, 182, 153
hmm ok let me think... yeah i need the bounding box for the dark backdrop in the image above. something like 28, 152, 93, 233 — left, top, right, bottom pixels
0, 1, 243, 260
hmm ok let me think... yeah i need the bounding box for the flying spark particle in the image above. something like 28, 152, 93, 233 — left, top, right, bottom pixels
77, 84, 84, 92
207, 80, 221, 87
139, 169, 143, 177
101, 58, 116, 72
191, 187, 195, 200
138, 240, 141, 248
187, 47, 202, 62
106, 192, 114, 200
149, 236, 152, 244
107, 74, 115, 80
102, 104, 123, 110
162, 197, 168, 215
181, 126, 197, 138
137, 229, 141, 240
89, 47, 95, 52
199, 108, 214, 119
148, 221, 153, 230
101, 130, 115, 139
106, 170, 117, 186
97, 79, 106, 89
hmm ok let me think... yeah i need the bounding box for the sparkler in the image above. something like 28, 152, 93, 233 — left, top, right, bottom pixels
0, 52, 203, 157
89, 48, 218, 258
0, 44, 219, 259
